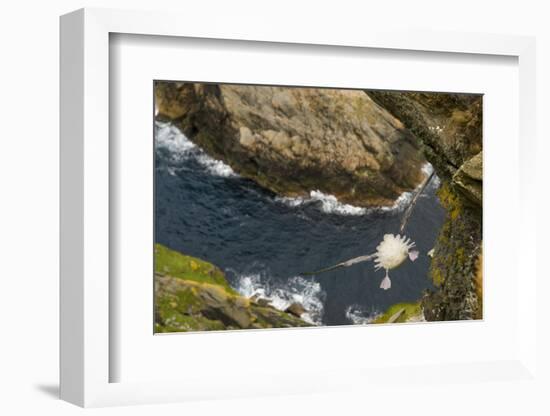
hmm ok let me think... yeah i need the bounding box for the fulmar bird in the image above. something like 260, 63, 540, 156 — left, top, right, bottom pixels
301, 167, 435, 290
374, 234, 418, 289
302, 233, 419, 290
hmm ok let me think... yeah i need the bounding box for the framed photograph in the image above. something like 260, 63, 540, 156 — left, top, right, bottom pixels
60, 7, 539, 408
152, 80, 481, 333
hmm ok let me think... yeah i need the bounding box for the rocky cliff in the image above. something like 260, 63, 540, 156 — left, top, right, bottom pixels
368, 91, 483, 320
154, 244, 310, 332
155, 82, 426, 207
154, 82, 483, 322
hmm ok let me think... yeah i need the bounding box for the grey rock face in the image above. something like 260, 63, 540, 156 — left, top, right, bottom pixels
155, 82, 426, 207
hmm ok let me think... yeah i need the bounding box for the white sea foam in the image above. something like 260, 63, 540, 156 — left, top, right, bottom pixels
155, 122, 197, 157
234, 273, 325, 325
421, 162, 434, 177
166, 167, 178, 177
275, 188, 409, 216
196, 154, 237, 177
310, 191, 369, 215
420, 162, 441, 189
275, 163, 438, 216
155, 122, 237, 177
379, 190, 414, 212
276, 191, 368, 216
378, 162, 438, 210
345, 304, 426, 324
344, 305, 381, 325
157, 121, 439, 210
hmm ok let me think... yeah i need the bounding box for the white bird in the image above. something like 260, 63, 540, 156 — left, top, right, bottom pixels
300, 168, 435, 290
302, 234, 419, 290
374, 234, 418, 290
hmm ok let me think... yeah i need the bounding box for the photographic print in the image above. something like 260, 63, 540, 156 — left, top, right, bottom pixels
154, 82, 482, 333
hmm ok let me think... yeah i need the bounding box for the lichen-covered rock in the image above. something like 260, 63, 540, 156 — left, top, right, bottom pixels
154, 244, 310, 332
155, 82, 427, 207
367, 91, 482, 180
368, 91, 483, 321
453, 151, 482, 206
285, 302, 307, 318
423, 184, 482, 321
371, 302, 423, 324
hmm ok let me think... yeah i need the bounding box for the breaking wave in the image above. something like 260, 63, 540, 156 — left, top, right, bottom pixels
155, 121, 237, 178
275, 163, 436, 216
276, 191, 368, 216
344, 305, 381, 325
233, 272, 325, 325
275, 163, 439, 215
156, 120, 439, 217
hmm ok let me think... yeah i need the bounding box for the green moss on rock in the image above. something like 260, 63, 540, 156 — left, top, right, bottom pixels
154, 244, 311, 333
371, 302, 423, 324
367, 91, 483, 322
155, 243, 236, 294
423, 181, 482, 320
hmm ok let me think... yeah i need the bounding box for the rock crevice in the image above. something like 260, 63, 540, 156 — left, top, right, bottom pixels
368, 90, 483, 320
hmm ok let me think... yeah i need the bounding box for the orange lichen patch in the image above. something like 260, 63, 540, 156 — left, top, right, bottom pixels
437, 183, 462, 221
432, 267, 445, 287
474, 247, 483, 319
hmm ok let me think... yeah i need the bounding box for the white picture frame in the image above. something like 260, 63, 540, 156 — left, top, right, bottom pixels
60, 7, 539, 408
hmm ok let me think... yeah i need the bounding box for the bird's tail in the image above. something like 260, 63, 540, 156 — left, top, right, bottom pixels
380, 274, 391, 290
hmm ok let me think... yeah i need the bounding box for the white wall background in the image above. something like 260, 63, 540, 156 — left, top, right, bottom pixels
0, 1, 548, 415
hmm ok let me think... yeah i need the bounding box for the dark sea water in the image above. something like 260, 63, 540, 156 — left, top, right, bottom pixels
155, 122, 446, 326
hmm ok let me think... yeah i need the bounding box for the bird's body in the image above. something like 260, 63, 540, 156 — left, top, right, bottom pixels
302, 170, 435, 290
373, 234, 418, 290
301, 168, 433, 292
374, 234, 414, 270
302, 233, 418, 290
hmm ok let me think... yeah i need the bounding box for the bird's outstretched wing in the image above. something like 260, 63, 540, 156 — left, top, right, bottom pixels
301, 253, 376, 276
399, 170, 436, 234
